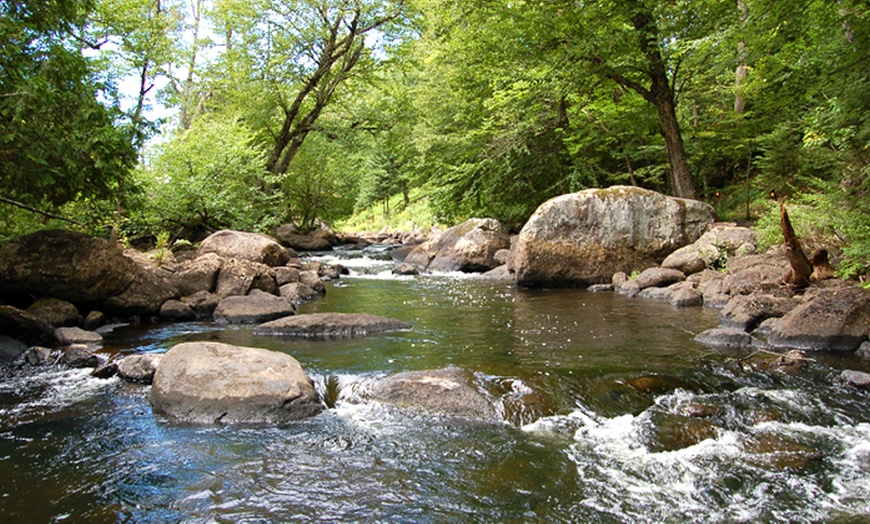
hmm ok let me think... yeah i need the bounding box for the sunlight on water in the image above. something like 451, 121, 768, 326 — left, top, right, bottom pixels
1, 248, 869, 522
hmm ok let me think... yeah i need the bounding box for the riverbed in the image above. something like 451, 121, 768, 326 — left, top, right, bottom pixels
2, 250, 869, 522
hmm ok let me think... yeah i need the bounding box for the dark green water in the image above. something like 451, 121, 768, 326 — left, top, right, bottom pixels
2, 257, 870, 522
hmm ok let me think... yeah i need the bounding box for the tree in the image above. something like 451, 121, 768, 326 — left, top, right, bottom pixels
0, 0, 138, 212
201, 0, 406, 177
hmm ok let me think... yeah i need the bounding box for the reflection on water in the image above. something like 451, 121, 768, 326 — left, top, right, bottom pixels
2, 255, 870, 522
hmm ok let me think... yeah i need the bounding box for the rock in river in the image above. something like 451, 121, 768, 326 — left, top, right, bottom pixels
255, 312, 410, 338
150, 342, 323, 424
512, 186, 714, 287
367, 368, 499, 421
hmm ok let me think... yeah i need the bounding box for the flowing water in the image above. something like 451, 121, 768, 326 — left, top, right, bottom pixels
2, 247, 870, 522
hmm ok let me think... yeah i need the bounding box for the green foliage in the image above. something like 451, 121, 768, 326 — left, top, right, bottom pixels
131, 114, 280, 240
0, 0, 138, 212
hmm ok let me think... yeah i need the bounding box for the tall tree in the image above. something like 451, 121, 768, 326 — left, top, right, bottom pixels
0, 0, 138, 211
203, 0, 405, 176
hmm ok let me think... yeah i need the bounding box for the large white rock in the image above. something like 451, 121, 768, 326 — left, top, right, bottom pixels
513, 186, 714, 287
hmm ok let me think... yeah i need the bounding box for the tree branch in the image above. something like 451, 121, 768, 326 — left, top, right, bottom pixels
0, 196, 83, 225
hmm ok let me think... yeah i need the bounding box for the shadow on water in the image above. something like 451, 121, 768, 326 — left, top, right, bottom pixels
3, 266, 870, 522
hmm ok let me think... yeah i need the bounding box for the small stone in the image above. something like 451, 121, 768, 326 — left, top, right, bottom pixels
54, 327, 103, 345
841, 369, 870, 389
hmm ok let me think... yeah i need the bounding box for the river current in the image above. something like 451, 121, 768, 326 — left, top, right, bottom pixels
2, 248, 870, 522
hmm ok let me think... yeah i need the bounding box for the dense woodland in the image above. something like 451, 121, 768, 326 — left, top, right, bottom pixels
1, 0, 869, 280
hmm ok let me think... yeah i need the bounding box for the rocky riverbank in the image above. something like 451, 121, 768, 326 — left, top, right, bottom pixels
2, 185, 869, 424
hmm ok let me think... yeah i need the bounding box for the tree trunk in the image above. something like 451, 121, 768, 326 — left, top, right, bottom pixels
651, 80, 696, 199
734, 0, 748, 114
626, 1, 697, 200
780, 203, 812, 288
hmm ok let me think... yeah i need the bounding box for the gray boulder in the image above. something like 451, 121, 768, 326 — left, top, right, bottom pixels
670, 286, 703, 308
367, 368, 499, 421
54, 326, 103, 345
117, 353, 162, 384
0, 335, 28, 366
768, 287, 870, 352
199, 230, 293, 267
167, 252, 223, 296
841, 370, 870, 389
150, 342, 323, 424
255, 312, 410, 338
278, 283, 321, 304
180, 291, 220, 318
723, 254, 789, 296
103, 258, 179, 316
160, 300, 197, 321
695, 328, 759, 349
276, 233, 333, 252
213, 290, 296, 324
513, 186, 713, 287
25, 298, 82, 327
215, 258, 278, 298
0, 305, 55, 346
62, 344, 101, 368
405, 218, 510, 273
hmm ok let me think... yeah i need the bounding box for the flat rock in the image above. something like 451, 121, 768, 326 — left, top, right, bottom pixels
367, 368, 499, 421
768, 287, 870, 352
255, 313, 410, 338
213, 290, 295, 324
54, 326, 103, 345
150, 341, 323, 424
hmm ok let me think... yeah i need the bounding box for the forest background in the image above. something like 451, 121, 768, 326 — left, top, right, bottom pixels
1, 0, 869, 281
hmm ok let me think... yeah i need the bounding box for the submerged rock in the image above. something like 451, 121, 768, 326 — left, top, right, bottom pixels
367, 368, 499, 421
254, 312, 410, 338
150, 342, 323, 424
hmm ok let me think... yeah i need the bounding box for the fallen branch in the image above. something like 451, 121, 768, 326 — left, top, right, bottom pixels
0, 196, 83, 226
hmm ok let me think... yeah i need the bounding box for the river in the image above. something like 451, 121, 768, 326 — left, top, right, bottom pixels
1, 248, 869, 522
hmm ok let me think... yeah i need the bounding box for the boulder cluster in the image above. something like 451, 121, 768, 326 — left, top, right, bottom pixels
2, 185, 869, 425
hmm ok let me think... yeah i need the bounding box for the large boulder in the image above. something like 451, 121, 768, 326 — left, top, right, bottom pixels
213, 290, 296, 324
166, 252, 223, 296
0, 229, 136, 305
367, 368, 499, 421
199, 230, 293, 267
103, 257, 179, 316
768, 287, 870, 352
0, 305, 55, 346
25, 298, 82, 327
513, 186, 714, 287
214, 258, 278, 298
255, 312, 410, 338
404, 218, 510, 273
150, 342, 323, 424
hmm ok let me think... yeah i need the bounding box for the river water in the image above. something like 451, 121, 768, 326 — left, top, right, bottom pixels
2, 248, 870, 522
